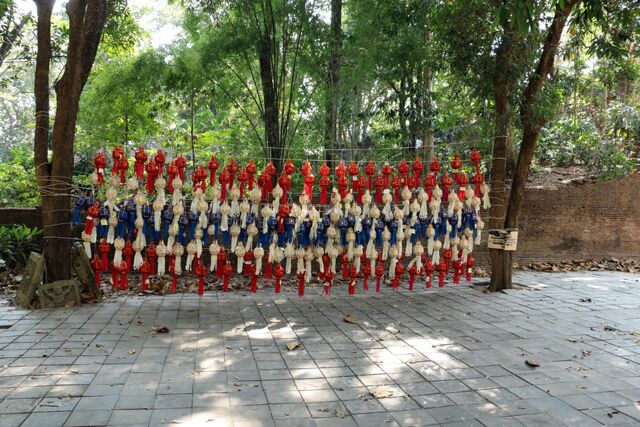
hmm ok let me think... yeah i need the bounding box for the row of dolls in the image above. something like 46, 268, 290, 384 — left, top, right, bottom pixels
81, 167, 488, 295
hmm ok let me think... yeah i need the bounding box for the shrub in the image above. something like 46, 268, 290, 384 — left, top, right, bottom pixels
0, 225, 43, 271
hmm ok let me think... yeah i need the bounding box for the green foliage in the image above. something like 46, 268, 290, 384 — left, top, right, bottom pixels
101, 0, 142, 56
0, 225, 42, 271
0, 146, 39, 208
538, 115, 635, 179
0, 0, 638, 209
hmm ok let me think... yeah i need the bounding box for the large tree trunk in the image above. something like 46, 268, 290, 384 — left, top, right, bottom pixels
257, 0, 283, 174
421, 31, 433, 163
34, 0, 108, 282
258, 30, 282, 174
324, 0, 341, 168
492, 0, 578, 291
34, 0, 55, 282
488, 32, 514, 292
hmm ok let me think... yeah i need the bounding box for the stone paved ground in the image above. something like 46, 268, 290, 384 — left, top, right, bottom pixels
0, 272, 639, 427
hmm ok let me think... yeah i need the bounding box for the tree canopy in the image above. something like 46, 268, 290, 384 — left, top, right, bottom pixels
0, 0, 637, 206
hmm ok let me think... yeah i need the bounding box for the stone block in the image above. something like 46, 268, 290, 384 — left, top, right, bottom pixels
71, 242, 102, 302
38, 279, 81, 309
15, 252, 44, 308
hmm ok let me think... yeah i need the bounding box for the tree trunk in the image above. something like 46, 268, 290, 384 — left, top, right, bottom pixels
258, 28, 282, 174
488, 31, 515, 292
0, 10, 28, 69
33, 0, 55, 282
421, 31, 433, 163
324, 0, 341, 168
494, 0, 578, 291
34, 0, 108, 282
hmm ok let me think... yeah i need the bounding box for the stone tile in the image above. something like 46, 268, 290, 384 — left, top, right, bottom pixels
21, 411, 70, 427
115, 393, 155, 410
315, 417, 359, 427
377, 397, 420, 411
2, 272, 640, 426
149, 408, 192, 425
270, 402, 311, 419
154, 393, 193, 409
342, 398, 385, 414
33, 397, 79, 412
299, 389, 339, 403
354, 412, 400, 426
432, 380, 470, 393
107, 409, 152, 425
0, 397, 39, 413
0, 413, 29, 426
306, 401, 347, 418
414, 393, 455, 409
75, 394, 119, 411
229, 388, 267, 405
64, 409, 112, 426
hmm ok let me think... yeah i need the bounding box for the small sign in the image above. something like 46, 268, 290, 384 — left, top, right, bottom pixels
488, 228, 518, 251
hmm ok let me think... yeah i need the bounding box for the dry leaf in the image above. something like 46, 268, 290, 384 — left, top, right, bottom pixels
608, 410, 619, 418
286, 342, 300, 351
576, 385, 588, 389
64, 299, 76, 308
335, 410, 347, 418
371, 386, 394, 398
567, 337, 578, 342
150, 326, 170, 334
128, 349, 136, 355
343, 314, 358, 324
525, 360, 541, 367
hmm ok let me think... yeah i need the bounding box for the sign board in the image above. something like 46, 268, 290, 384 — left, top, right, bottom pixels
487, 229, 518, 251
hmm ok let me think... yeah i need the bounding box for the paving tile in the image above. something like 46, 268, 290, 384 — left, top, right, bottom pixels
75, 394, 119, 411
21, 411, 70, 427
342, 398, 385, 414
64, 409, 112, 426
115, 393, 155, 410
270, 402, 311, 419
149, 408, 192, 425
2, 272, 640, 425
107, 409, 152, 425
299, 388, 339, 403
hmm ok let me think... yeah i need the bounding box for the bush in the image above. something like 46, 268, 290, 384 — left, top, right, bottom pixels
0, 225, 43, 271
538, 115, 635, 179
0, 146, 40, 208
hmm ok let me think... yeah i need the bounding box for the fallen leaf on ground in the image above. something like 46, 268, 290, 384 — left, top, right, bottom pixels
149, 326, 170, 334
608, 410, 619, 418
371, 386, 394, 398
286, 342, 300, 351
567, 337, 579, 342
576, 385, 588, 389
128, 349, 136, 355
335, 410, 347, 418
525, 360, 541, 367
343, 314, 358, 324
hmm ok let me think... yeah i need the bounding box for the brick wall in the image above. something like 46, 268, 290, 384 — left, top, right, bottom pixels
474, 174, 640, 267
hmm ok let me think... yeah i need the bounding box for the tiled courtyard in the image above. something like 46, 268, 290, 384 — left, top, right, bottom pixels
0, 272, 639, 426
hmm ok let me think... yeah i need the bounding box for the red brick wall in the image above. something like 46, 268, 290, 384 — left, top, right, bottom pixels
474, 174, 640, 267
